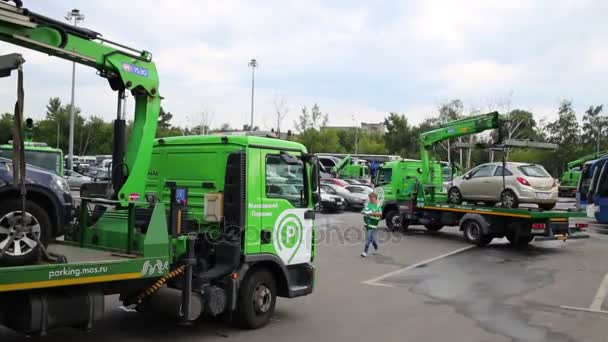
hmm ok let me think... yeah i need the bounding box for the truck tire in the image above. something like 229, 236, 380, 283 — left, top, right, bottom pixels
235, 269, 277, 329
424, 223, 443, 232
0, 198, 51, 266
462, 220, 492, 247
539, 203, 556, 211
448, 187, 463, 204
506, 233, 534, 247
385, 210, 401, 231
500, 190, 519, 209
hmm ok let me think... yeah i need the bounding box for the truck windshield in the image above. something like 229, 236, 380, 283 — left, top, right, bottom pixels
376, 168, 392, 185
0, 149, 61, 175
595, 163, 608, 198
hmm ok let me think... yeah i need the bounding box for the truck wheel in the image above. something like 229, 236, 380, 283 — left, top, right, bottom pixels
235, 269, 277, 329
500, 190, 519, 209
385, 210, 401, 231
448, 187, 463, 204
506, 233, 534, 247
0, 199, 51, 266
539, 203, 556, 211
462, 220, 492, 246
424, 223, 443, 232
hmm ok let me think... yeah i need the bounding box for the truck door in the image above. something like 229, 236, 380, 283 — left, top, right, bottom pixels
259, 150, 314, 265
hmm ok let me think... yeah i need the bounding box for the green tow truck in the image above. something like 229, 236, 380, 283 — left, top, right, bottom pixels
0, 2, 317, 336
0, 118, 64, 176
559, 151, 608, 197
332, 154, 369, 179
375, 112, 588, 246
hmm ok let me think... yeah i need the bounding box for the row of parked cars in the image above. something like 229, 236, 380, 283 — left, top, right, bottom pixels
319, 178, 374, 212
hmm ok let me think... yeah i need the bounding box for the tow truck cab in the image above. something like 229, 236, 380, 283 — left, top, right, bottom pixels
375, 159, 443, 226
145, 135, 318, 298
0, 142, 63, 176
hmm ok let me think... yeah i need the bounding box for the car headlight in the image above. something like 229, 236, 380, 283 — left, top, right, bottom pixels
51, 176, 71, 194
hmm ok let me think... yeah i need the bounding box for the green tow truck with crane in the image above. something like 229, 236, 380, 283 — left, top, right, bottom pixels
375, 112, 588, 246
0, 2, 317, 336
332, 154, 369, 179
559, 151, 608, 197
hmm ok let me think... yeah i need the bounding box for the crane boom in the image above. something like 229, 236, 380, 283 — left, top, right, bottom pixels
418, 112, 500, 192
0, 2, 161, 205
567, 150, 608, 169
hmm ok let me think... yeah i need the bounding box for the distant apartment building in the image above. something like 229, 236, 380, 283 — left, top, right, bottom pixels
322, 122, 385, 135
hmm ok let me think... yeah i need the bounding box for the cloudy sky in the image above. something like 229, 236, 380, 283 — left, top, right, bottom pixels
0, 0, 606, 131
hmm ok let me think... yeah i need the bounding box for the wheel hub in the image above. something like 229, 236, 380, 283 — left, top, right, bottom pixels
253, 283, 272, 313
391, 215, 401, 227
0, 211, 41, 257
467, 223, 481, 240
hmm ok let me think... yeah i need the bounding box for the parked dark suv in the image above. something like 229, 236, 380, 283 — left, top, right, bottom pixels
0, 157, 73, 265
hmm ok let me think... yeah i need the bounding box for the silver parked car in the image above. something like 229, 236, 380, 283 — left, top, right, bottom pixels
64, 170, 92, 189
322, 183, 368, 209
447, 162, 558, 210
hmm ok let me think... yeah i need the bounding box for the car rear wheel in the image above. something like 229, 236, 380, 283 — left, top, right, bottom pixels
500, 190, 519, 209
448, 187, 463, 204
0, 199, 51, 266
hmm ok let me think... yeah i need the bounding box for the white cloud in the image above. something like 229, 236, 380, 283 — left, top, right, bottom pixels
437, 60, 525, 96
0, 0, 605, 134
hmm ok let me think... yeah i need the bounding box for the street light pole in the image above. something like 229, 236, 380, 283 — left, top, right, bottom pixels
248, 59, 257, 132
353, 115, 359, 155
65, 9, 84, 171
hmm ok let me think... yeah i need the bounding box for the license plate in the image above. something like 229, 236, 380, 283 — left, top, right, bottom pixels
555, 235, 567, 241
536, 192, 552, 200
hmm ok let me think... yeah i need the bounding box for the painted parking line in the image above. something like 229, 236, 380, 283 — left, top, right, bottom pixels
363, 245, 476, 287
561, 272, 608, 315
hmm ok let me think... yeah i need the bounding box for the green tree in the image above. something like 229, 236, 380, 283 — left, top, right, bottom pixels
294, 104, 330, 153
582, 105, 605, 153
0, 113, 13, 144
383, 113, 417, 157
545, 100, 581, 175
157, 106, 173, 130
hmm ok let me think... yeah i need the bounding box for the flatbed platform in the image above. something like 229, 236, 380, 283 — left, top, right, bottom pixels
421, 203, 587, 220
0, 242, 169, 293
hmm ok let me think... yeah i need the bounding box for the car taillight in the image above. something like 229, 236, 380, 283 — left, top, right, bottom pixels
517, 177, 531, 186
575, 223, 588, 231
531, 223, 546, 231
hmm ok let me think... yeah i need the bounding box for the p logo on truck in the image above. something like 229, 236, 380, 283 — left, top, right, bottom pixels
273, 210, 308, 265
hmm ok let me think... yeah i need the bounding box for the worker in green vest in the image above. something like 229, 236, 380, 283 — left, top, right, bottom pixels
361, 192, 382, 257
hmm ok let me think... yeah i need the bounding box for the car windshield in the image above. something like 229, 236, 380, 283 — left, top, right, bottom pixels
0, 149, 61, 175
346, 186, 365, 193
518, 165, 550, 178
321, 185, 336, 194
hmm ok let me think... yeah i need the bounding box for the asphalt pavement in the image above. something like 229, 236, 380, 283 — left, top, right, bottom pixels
4, 198, 608, 341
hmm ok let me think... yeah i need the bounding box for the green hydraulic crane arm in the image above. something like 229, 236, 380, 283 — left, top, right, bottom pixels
419, 112, 500, 187
567, 150, 608, 169
332, 154, 352, 174
0, 2, 160, 206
